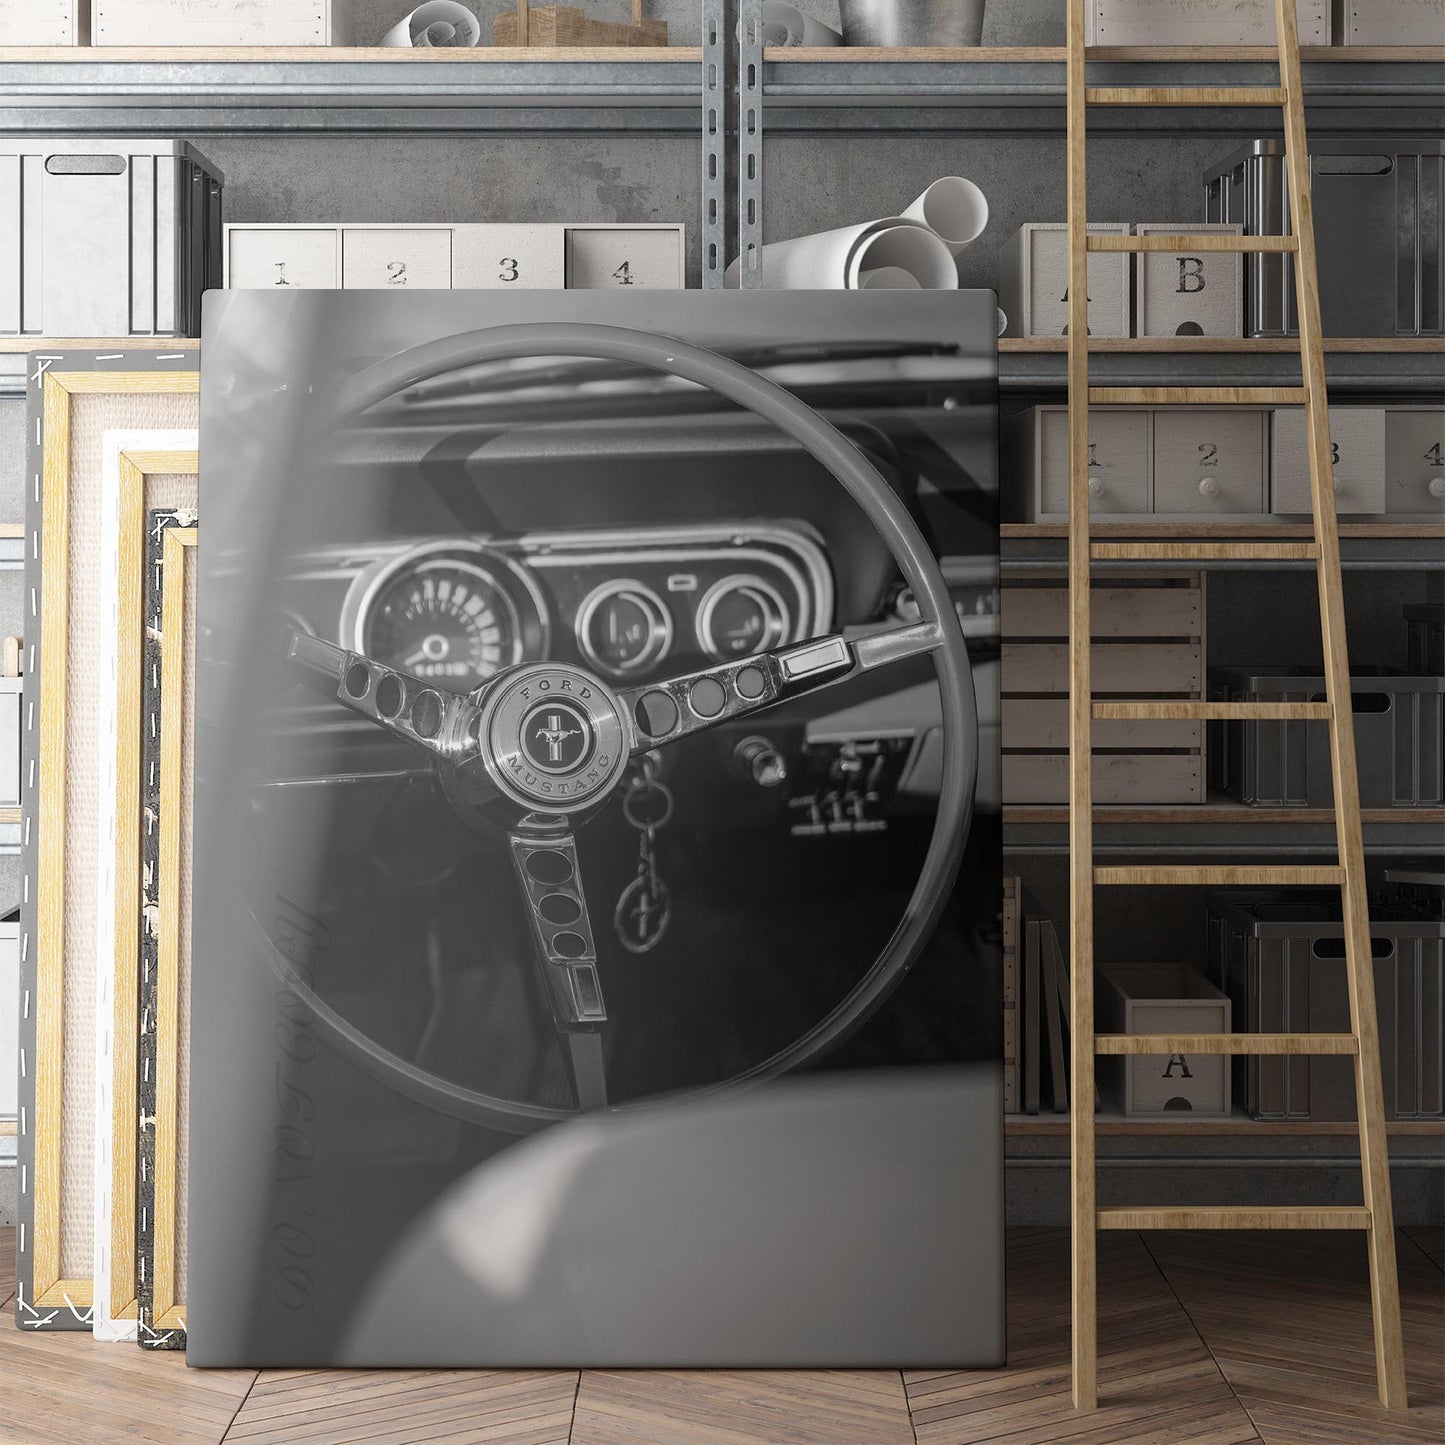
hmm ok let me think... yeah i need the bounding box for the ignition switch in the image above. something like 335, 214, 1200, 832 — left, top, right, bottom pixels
734, 735, 789, 788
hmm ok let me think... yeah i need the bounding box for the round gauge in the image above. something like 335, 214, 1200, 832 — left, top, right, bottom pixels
696, 575, 790, 663
346, 543, 549, 695
575, 580, 672, 678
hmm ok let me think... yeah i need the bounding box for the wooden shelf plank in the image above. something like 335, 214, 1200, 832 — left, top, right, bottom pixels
1006, 1114, 1445, 1137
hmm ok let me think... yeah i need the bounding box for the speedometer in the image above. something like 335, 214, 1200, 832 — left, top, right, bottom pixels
346, 543, 548, 694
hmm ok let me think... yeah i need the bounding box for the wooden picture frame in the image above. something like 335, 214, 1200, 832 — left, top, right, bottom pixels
15, 352, 199, 1331
137, 512, 198, 1349
92, 436, 199, 1342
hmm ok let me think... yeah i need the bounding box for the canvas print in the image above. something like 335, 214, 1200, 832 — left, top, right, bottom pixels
187, 289, 1003, 1368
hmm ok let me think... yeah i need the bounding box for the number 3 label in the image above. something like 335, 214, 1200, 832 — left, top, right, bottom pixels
499, 257, 519, 283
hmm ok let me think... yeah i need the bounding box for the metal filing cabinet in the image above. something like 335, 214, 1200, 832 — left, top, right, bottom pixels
1271, 406, 1387, 516
1, 138, 223, 338
1006, 406, 1149, 521
1152, 409, 1267, 516
1205, 138, 1445, 338
1384, 407, 1445, 514
997, 223, 1131, 338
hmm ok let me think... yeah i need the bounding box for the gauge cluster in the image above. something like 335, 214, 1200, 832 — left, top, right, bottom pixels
294, 523, 832, 705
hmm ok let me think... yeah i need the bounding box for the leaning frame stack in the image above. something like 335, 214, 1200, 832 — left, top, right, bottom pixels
1064, 0, 1407, 1411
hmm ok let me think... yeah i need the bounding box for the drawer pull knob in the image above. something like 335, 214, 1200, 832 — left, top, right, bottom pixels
1087, 475, 1105, 498
1197, 477, 1219, 498
1429, 477, 1445, 500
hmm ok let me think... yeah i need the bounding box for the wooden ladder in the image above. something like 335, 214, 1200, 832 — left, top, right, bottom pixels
1064, 0, 1408, 1412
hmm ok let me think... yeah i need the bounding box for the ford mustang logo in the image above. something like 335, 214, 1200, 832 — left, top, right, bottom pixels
520, 702, 594, 774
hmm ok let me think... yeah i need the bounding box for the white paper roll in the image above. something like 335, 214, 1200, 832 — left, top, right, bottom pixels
902, 176, 990, 255
382, 1, 481, 47
761, 2, 844, 46
997, 307, 1008, 336
725, 217, 957, 290
858, 266, 922, 289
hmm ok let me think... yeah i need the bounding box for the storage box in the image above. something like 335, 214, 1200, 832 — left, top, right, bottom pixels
1384, 407, 1445, 514
93, 0, 352, 44
1406, 603, 1444, 675
1271, 406, 1387, 515
1002, 573, 1205, 805
565, 224, 685, 289
1332, 0, 1444, 44
1004, 406, 1150, 522
0, 913, 16, 1123
0, 0, 87, 43
1089, 0, 1329, 44
1209, 665, 1445, 807
225, 223, 681, 292
1153, 407, 1267, 516
997, 223, 1131, 339
1098, 966, 1232, 1118
1134, 223, 1243, 339
1, 139, 223, 338
1205, 139, 1445, 339
1208, 891, 1444, 1120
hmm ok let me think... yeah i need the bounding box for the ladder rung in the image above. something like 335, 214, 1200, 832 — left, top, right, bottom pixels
1094, 866, 1345, 886
1093, 701, 1331, 721
1090, 542, 1321, 562
1087, 234, 1297, 253
1086, 86, 1287, 107
1097, 1206, 1371, 1232
1095, 1033, 1358, 1057
1088, 387, 1309, 405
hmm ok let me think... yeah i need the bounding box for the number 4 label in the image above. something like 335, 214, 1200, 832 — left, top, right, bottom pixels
613, 261, 635, 285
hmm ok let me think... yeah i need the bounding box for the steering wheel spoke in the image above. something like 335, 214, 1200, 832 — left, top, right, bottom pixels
619, 620, 945, 753
508, 827, 609, 1112
289, 631, 480, 764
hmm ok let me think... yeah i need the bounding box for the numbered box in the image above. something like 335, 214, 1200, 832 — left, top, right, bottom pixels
1153, 409, 1267, 515
565, 225, 685, 290
1271, 407, 1386, 516
1135, 223, 1243, 339
93, 0, 352, 44
226, 226, 339, 290
0, 0, 86, 42
452, 224, 565, 290
1088, 0, 1328, 43
1006, 407, 1150, 521
1332, 0, 1444, 44
997, 223, 1131, 339
342, 227, 452, 290
1384, 408, 1445, 514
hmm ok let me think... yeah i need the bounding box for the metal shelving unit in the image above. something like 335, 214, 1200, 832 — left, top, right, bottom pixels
760, 47, 1445, 135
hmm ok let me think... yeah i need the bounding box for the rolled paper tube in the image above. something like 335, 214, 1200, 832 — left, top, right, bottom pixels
997, 307, 1008, 336
725, 218, 958, 290
901, 176, 990, 255
845, 222, 958, 291
382, 1, 482, 47
858, 266, 923, 289
760, 1, 844, 45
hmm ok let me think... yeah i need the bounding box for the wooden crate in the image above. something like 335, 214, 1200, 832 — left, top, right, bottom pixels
1003, 871, 1020, 1113
494, 1, 667, 46
1001, 573, 1206, 806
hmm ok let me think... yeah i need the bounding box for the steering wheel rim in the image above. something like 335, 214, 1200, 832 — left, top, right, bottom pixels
261, 321, 979, 1133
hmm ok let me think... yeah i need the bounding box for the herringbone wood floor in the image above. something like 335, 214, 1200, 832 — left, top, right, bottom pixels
2, 1226, 1441, 1444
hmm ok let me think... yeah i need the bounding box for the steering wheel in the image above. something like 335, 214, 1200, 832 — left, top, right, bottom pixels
272, 322, 978, 1135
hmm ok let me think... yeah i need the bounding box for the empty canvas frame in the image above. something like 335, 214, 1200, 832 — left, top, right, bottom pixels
92, 438, 199, 1343
15, 352, 198, 1332
136, 511, 198, 1349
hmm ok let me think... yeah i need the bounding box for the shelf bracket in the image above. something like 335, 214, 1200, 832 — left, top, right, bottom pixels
737, 0, 763, 288
701, 0, 727, 288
